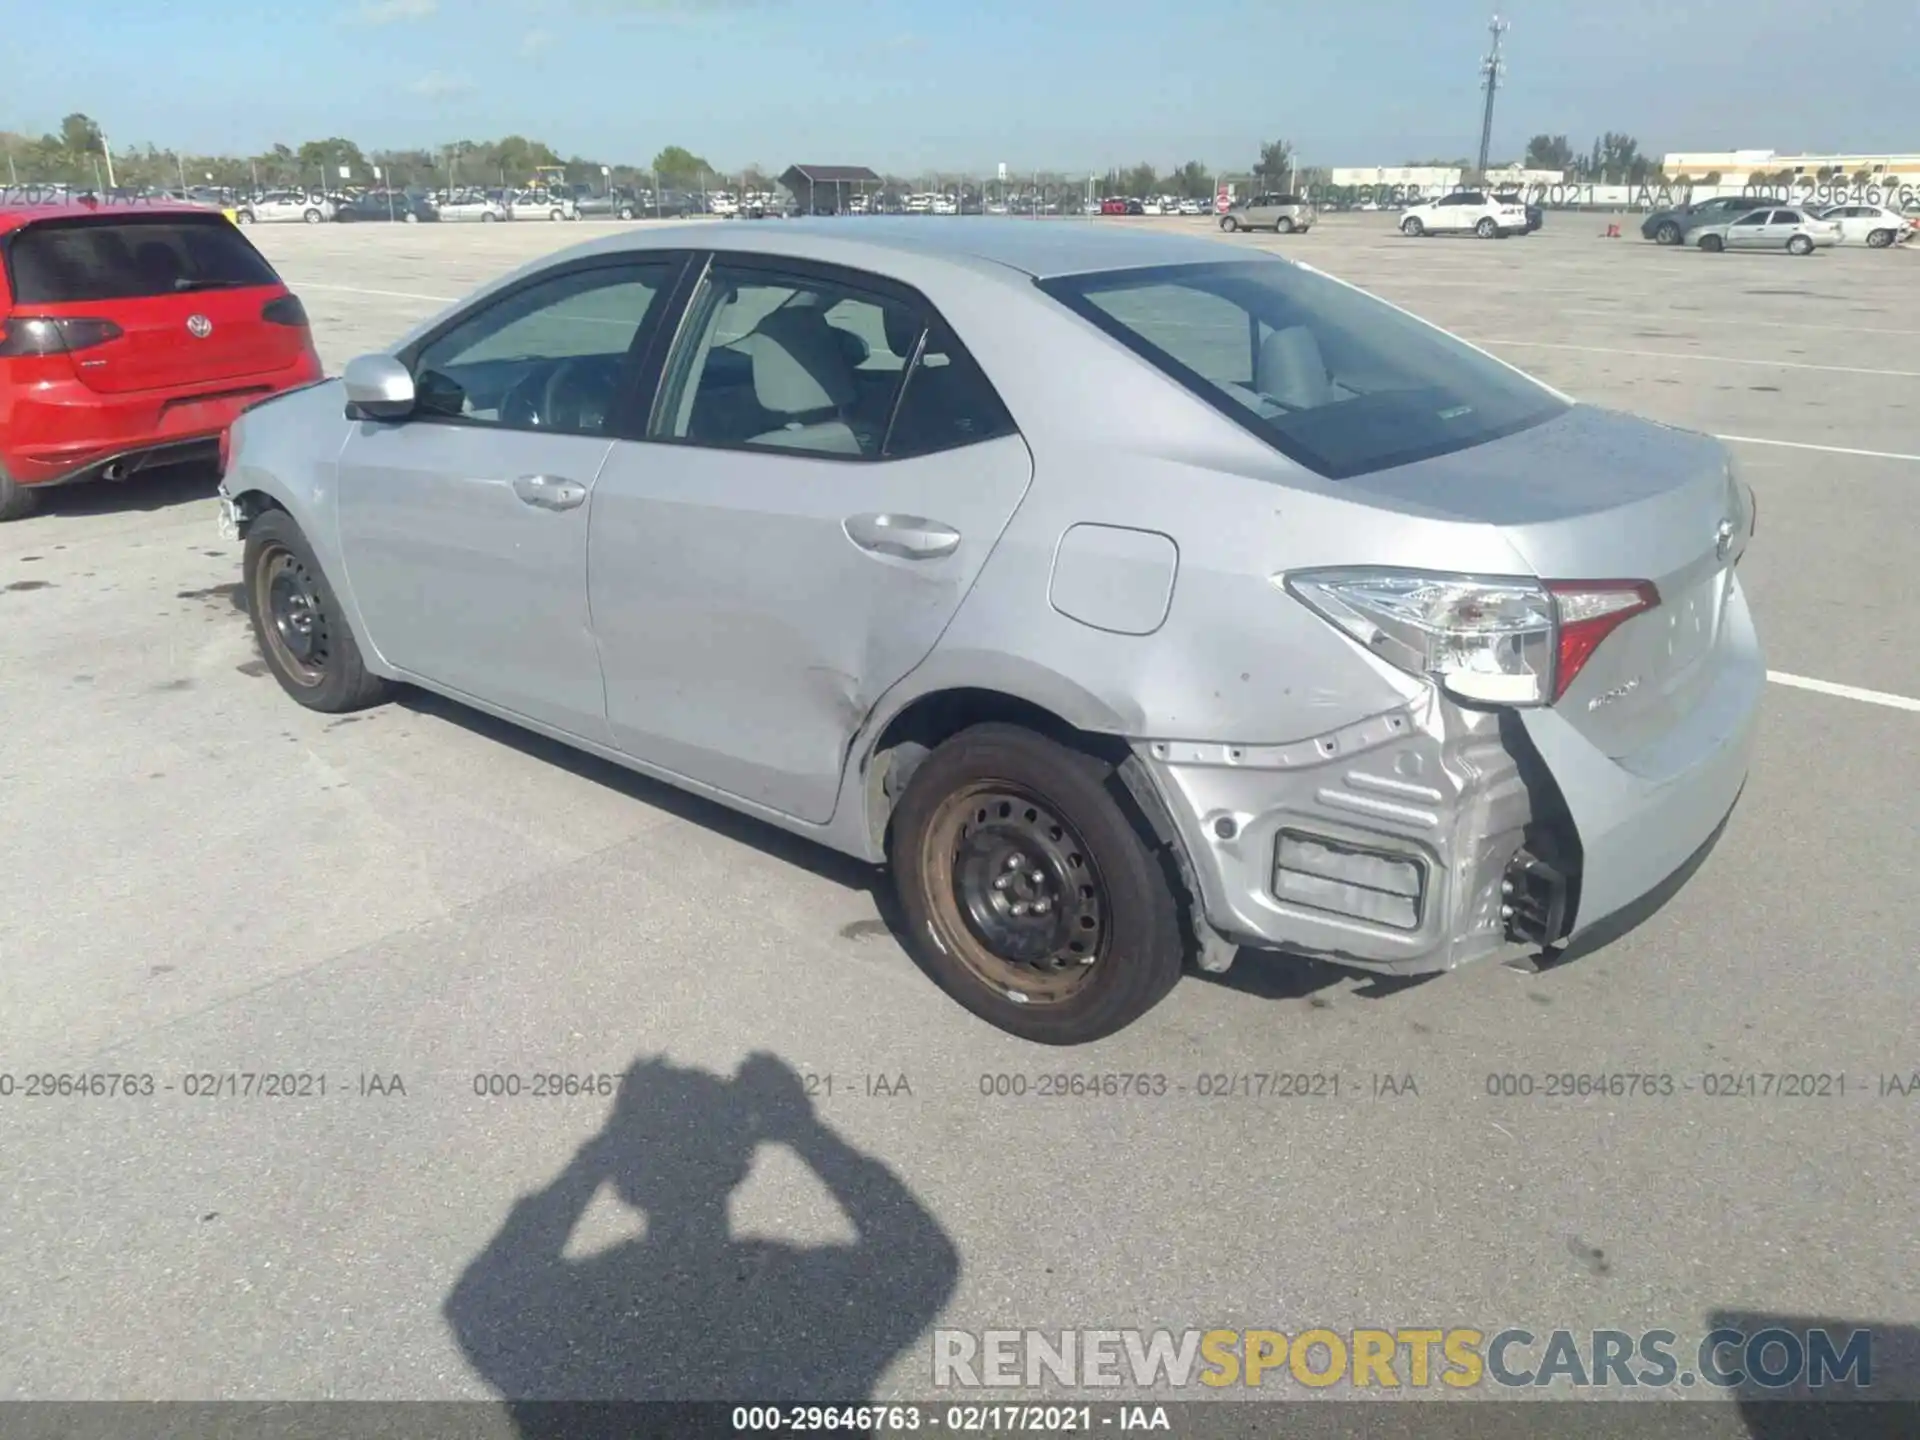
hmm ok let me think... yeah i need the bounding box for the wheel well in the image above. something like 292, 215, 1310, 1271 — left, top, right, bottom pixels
863, 688, 1129, 849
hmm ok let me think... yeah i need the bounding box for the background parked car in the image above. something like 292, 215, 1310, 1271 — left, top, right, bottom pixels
1691, 206, 1841, 255
1813, 202, 1912, 248
1641, 193, 1773, 245
514, 189, 579, 221
1218, 192, 1314, 234
435, 190, 511, 222
235, 191, 333, 225
1398, 190, 1529, 238
334, 190, 439, 223
574, 188, 640, 220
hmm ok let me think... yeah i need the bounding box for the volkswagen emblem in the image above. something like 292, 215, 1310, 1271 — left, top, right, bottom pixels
186, 314, 213, 339
1714, 517, 1736, 562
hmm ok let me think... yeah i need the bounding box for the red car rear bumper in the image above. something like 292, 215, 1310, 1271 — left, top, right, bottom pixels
1, 352, 323, 487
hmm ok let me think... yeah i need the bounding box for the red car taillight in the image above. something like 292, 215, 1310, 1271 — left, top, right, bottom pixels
1546, 582, 1660, 702
261, 294, 309, 327
0, 316, 124, 356
1283, 569, 1661, 709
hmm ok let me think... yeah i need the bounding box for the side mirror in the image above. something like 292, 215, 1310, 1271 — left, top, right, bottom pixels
343, 354, 415, 421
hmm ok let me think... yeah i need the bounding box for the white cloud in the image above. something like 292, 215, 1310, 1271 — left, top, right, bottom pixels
519, 27, 554, 56
356, 0, 437, 24
408, 71, 475, 98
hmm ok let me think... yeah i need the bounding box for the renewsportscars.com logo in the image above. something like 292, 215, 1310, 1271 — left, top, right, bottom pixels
933, 1327, 1874, 1392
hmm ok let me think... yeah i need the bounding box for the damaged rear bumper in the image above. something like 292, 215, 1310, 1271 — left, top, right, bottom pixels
1129, 691, 1551, 977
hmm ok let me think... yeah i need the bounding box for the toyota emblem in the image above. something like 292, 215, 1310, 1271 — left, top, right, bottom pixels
186, 314, 213, 339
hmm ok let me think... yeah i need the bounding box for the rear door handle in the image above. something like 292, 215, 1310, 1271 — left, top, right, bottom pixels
843, 513, 960, 560
512, 474, 587, 511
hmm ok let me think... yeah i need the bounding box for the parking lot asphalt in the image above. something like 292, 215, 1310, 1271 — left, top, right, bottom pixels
2, 214, 1916, 1406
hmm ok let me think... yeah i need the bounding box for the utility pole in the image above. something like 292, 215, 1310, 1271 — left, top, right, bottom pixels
100, 132, 115, 190
1475, 13, 1509, 184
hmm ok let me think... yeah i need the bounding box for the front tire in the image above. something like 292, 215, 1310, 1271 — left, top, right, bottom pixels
1220, 215, 1240, 232
303, 209, 323, 224
403, 211, 419, 223
1655, 220, 1681, 245
243, 510, 393, 714
235, 210, 254, 225
1698, 233, 1724, 252
1277, 217, 1295, 234
888, 724, 1185, 1045
1401, 217, 1424, 236
1787, 234, 1814, 256
1476, 217, 1497, 238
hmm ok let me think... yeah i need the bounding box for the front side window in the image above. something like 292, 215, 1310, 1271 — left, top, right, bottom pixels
408, 260, 676, 435
1040, 258, 1568, 479
6, 216, 279, 302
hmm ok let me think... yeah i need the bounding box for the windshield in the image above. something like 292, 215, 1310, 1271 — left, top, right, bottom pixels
1039, 258, 1568, 478
5, 214, 280, 303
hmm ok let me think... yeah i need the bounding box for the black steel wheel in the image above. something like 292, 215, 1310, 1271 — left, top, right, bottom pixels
242, 509, 393, 713
890, 723, 1185, 1044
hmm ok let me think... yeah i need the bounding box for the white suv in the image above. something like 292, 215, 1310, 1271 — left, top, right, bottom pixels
1399, 190, 1529, 238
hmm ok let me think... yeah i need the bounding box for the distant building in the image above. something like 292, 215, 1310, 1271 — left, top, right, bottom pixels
1662, 149, 1920, 181
779, 164, 882, 216
1327, 164, 1563, 193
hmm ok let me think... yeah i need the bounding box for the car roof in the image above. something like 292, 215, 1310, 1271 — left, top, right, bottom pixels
0, 200, 228, 234
563, 217, 1247, 281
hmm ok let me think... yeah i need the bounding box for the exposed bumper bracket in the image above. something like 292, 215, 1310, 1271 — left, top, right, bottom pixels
1502, 848, 1571, 949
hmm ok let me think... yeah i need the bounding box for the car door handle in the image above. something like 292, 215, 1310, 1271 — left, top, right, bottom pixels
512, 474, 587, 511
843, 513, 961, 560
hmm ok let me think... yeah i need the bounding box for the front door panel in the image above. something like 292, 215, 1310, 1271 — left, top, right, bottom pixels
337, 422, 614, 739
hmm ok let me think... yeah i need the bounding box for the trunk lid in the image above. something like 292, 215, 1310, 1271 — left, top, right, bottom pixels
5, 212, 305, 395
1341, 404, 1746, 759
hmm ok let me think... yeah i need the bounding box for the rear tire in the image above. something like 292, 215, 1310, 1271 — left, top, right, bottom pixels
1402, 217, 1424, 236
888, 724, 1185, 1045
303, 209, 322, 224
0, 468, 39, 522
1698, 233, 1724, 252
1220, 215, 1240, 232
1867, 228, 1895, 248
403, 211, 419, 223
481, 211, 497, 222
243, 510, 394, 714
235, 210, 254, 225
1787, 234, 1814, 256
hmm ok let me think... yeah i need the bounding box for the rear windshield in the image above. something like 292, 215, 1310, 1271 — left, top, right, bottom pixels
6, 215, 279, 304
1038, 259, 1568, 479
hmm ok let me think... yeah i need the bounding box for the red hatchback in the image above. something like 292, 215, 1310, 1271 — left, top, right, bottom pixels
0, 201, 322, 519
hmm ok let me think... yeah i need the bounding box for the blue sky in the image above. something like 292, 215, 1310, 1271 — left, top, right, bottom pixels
7, 0, 1914, 173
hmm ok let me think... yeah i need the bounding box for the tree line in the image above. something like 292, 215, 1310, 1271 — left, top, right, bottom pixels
3, 112, 1313, 200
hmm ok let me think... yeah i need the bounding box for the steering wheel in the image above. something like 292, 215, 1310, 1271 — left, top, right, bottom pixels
541, 357, 616, 433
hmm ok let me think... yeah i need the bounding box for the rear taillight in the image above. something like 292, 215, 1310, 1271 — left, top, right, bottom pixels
1282, 568, 1660, 710
1545, 582, 1659, 702
0, 316, 124, 356
261, 294, 309, 327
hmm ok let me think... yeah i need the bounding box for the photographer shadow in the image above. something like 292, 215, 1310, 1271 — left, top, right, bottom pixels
444, 1053, 960, 1436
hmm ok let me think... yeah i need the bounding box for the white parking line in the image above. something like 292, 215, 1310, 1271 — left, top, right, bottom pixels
1768, 672, 1920, 712
295, 282, 458, 303
1471, 338, 1920, 379
1716, 434, 1920, 463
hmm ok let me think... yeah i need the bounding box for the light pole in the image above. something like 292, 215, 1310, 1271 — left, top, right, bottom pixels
1475, 13, 1509, 184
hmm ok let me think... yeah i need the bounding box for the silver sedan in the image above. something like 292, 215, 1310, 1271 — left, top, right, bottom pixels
216, 221, 1763, 1044
1691, 205, 1842, 254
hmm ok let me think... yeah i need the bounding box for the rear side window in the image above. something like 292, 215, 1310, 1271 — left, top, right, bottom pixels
1041, 259, 1568, 480
6, 216, 279, 303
